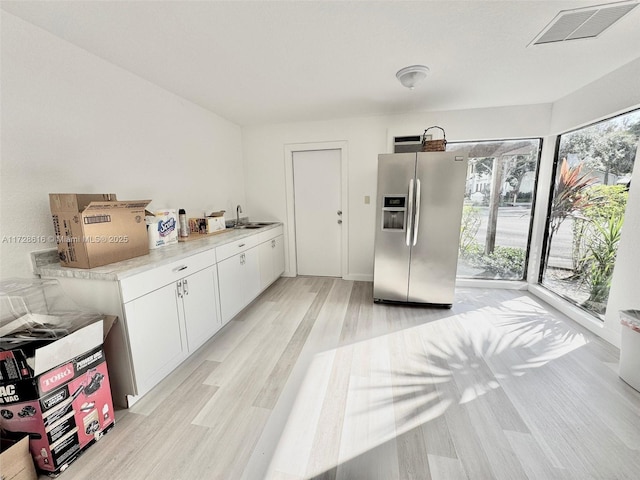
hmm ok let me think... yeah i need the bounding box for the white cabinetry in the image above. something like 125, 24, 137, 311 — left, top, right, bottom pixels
42, 224, 283, 408
259, 235, 285, 290
180, 264, 221, 352
217, 246, 260, 324
216, 226, 284, 324
123, 283, 184, 396
120, 249, 220, 400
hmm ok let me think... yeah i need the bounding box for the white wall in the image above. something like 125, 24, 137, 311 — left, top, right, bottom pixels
0, 12, 245, 278
550, 57, 640, 133
607, 144, 640, 340
242, 104, 552, 279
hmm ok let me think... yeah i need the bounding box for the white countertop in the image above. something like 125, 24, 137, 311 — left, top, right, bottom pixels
38, 223, 282, 282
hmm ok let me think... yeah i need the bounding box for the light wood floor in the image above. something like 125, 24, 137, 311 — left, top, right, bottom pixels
54, 277, 640, 479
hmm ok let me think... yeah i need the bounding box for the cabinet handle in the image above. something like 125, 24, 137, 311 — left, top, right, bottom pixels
173, 265, 188, 272
271, 239, 275, 248
177, 280, 183, 298
183, 279, 189, 296
238, 243, 246, 248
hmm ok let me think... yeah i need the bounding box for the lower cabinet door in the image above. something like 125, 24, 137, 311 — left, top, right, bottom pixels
124, 283, 185, 394
259, 240, 274, 291
273, 235, 285, 278
217, 253, 246, 324
258, 235, 285, 290
243, 246, 261, 301
218, 247, 261, 324
182, 265, 221, 352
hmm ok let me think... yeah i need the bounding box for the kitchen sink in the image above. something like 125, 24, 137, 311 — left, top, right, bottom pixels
234, 221, 277, 229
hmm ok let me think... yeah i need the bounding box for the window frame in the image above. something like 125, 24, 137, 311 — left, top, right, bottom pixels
446, 137, 544, 281
537, 108, 640, 317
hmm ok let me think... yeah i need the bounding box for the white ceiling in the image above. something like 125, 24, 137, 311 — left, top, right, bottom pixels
3, 0, 640, 126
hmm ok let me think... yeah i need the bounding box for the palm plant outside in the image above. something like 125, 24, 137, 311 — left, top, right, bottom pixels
545, 158, 596, 269
585, 214, 623, 309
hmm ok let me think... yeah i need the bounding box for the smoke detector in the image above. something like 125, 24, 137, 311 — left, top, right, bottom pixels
529, 0, 638, 45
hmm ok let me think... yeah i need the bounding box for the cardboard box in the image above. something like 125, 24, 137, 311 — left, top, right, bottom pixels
49, 194, 151, 269
206, 216, 226, 233
0, 317, 116, 476
0, 434, 38, 480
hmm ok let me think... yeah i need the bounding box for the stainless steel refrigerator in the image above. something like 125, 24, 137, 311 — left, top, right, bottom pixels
373, 152, 468, 306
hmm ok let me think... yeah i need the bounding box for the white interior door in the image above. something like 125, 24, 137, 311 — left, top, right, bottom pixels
293, 149, 342, 276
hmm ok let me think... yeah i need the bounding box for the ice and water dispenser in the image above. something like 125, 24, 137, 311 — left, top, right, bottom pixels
381, 195, 407, 231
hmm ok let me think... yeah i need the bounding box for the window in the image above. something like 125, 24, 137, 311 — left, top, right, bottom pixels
540, 109, 640, 318
449, 139, 541, 280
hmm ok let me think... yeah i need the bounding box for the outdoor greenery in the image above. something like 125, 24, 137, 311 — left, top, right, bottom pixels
459, 205, 526, 279
459, 205, 481, 255
542, 110, 639, 318
453, 111, 637, 311
461, 243, 526, 279
572, 185, 628, 275
558, 120, 638, 183
571, 185, 628, 314
467, 155, 537, 206
546, 158, 596, 267
454, 139, 540, 280
584, 215, 623, 310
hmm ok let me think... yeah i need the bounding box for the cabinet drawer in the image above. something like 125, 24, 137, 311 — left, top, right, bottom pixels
120, 248, 217, 303
216, 235, 261, 262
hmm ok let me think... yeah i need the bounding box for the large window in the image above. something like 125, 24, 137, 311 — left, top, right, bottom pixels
540, 110, 640, 319
449, 139, 541, 280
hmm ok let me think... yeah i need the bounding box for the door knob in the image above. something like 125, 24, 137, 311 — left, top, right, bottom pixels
337, 210, 342, 216
337, 219, 342, 224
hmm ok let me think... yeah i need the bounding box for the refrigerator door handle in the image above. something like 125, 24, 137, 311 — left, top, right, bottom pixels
406, 179, 414, 246
413, 179, 421, 246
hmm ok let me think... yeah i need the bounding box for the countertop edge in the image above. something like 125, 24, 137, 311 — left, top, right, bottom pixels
38, 223, 283, 282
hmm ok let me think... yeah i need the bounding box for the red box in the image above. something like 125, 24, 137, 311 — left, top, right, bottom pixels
0, 319, 116, 476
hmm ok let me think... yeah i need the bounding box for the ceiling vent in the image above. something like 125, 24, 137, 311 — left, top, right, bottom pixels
530, 0, 638, 45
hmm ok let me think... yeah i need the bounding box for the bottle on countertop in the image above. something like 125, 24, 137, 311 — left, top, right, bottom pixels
179, 209, 189, 237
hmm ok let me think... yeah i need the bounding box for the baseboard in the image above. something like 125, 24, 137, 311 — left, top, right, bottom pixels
456, 278, 529, 290
281, 271, 373, 281
343, 273, 374, 282
528, 284, 619, 347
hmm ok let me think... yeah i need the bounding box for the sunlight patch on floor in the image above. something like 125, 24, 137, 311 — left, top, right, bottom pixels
266, 299, 594, 479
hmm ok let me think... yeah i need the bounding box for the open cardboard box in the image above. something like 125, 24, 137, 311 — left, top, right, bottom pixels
49, 193, 151, 269
0, 434, 38, 480
0, 316, 116, 476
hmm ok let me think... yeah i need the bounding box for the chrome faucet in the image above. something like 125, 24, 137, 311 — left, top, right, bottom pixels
236, 204, 243, 227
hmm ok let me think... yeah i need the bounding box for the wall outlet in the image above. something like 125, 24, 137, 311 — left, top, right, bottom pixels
364, 195, 370, 205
